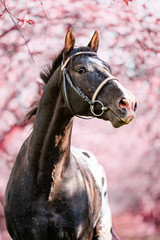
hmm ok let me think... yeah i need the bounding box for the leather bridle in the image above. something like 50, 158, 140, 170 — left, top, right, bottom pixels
61, 51, 119, 118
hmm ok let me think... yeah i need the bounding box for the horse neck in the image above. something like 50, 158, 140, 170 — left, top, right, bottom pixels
27, 68, 73, 193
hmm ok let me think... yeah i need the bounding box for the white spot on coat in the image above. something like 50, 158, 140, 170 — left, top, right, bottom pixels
71, 146, 112, 240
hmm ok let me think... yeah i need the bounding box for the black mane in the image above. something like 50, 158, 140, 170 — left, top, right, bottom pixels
26, 49, 64, 121
40, 49, 64, 84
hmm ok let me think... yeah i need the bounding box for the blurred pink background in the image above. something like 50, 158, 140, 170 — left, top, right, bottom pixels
0, 0, 160, 239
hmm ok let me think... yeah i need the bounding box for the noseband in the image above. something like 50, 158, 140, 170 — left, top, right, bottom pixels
61, 51, 119, 118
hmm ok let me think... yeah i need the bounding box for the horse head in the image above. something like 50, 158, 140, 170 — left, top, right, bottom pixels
61, 29, 137, 128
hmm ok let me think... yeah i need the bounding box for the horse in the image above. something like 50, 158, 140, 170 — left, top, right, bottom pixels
4, 29, 137, 240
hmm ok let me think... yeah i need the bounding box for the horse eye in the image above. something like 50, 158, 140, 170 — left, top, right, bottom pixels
77, 67, 86, 74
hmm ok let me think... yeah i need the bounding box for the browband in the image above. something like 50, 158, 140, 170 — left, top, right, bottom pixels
61, 51, 97, 71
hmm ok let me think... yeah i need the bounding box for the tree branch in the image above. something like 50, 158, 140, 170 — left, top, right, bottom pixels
0, 0, 34, 62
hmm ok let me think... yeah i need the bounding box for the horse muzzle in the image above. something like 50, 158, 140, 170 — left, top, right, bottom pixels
118, 97, 137, 124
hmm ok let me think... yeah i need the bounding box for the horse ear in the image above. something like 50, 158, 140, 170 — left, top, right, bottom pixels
88, 31, 99, 52
64, 28, 75, 52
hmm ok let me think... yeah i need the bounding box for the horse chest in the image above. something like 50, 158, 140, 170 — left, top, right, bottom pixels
46, 148, 102, 239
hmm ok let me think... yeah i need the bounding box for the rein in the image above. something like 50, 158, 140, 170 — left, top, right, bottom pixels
61, 51, 119, 118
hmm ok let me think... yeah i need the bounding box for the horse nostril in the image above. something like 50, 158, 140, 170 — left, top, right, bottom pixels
134, 101, 137, 112
119, 98, 129, 113
119, 98, 137, 113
